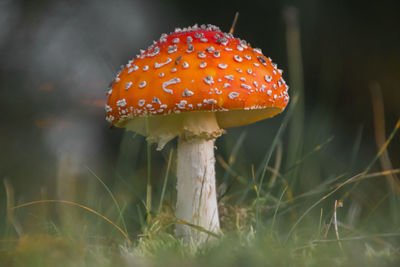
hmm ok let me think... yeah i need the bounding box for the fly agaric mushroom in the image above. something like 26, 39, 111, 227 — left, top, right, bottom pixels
106, 24, 289, 243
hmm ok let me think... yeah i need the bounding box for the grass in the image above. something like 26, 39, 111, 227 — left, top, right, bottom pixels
1, 114, 399, 266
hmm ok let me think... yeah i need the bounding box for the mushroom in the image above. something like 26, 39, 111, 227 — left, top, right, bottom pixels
106, 24, 289, 243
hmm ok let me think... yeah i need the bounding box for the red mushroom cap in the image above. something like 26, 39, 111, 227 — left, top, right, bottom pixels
106, 24, 289, 127
106, 25, 289, 147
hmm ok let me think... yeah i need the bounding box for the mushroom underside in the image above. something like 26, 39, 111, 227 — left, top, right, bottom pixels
121, 107, 282, 149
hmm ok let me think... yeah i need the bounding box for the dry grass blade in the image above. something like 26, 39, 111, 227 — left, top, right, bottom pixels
85, 165, 128, 236
229, 12, 239, 34
174, 217, 219, 238
293, 232, 400, 252
272, 169, 399, 212
347, 169, 400, 184
333, 200, 344, 252
336, 118, 400, 199
312, 232, 400, 243
11, 199, 132, 245
370, 81, 400, 197
287, 145, 400, 243
264, 166, 294, 202
276, 174, 346, 209
283, 136, 334, 174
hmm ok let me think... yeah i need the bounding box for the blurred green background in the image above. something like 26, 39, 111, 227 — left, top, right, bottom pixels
0, 0, 399, 265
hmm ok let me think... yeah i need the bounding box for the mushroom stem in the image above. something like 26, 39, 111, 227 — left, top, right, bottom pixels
175, 136, 220, 243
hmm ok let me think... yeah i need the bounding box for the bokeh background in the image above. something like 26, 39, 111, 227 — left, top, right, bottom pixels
1, 0, 399, 242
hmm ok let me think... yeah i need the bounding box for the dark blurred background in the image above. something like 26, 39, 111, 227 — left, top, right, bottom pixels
0, 0, 399, 237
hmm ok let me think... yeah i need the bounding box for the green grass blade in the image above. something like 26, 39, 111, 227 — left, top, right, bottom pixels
257, 94, 298, 189
349, 125, 364, 169
283, 135, 334, 175
285, 195, 325, 243
221, 131, 247, 185
254, 94, 297, 224
270, 186, 288, 235
136, 204, 145, 229
158, 149, 173, 214
284, 6, 306, 192
85, 166, 128, 236
145, 117, 152, 224
344, 118, 400, 198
